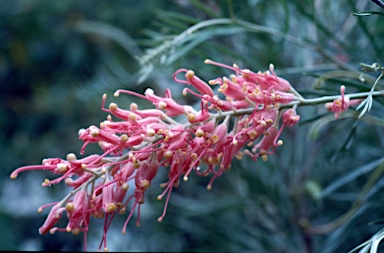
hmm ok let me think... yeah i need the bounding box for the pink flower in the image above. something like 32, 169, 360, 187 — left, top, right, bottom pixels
173, 68, 214, 97
65, 190, 91, 236
325, 85, 361, 119
39, 205, 65, 235
282, 108, 300, 127
10, 59, 301, 251
209, 77, 246, 100
204, 59, 292, 92
249, 126, 282, 161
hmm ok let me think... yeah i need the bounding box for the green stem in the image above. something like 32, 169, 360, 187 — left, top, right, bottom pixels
211, 90, 384, 120
295, 90, 384, 106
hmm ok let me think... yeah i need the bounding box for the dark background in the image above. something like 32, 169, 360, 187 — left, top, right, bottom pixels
2, 0, 384, 252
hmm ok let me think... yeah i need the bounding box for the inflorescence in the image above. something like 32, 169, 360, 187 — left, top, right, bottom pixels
12, 59, 358, 251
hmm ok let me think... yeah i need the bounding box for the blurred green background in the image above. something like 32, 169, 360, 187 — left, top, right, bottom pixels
2, 0, 384, 252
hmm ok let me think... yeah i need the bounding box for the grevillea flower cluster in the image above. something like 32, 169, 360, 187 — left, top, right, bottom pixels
11, 59, 303, 251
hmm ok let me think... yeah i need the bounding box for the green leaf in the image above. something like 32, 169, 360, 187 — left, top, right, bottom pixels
308, 113, 335, 141
321, 157, 384, 198
352, 11, 384, 16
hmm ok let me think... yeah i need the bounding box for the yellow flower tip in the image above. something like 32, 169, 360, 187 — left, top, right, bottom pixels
163, 150, 173, 159
78, 128, 86, 137
43, 178, 50, 185
128, 114, 137, 121
261, 154, 268, 162
106, 203, 117, 213
122, 230, 127, 234
204, 59, 212, 64
64, 178, 72, 186
139, 180, 150, 189
187, 113, 196, 122
49, 228, 57, 234
183, 176, 189, 182
235, 152, 243, 160
114, 90, 120, 97
157, 217, 163, 223
38, 207, 43, 213
133, 161, 141, 169
119, 207, 126, 215
102, 93, 107, 99
66, 153, 77, 162
144, 88, 154, 96
66, 203, 75, 213
186, 70, 195, 79
120, 134, 129, 143
130, 103, 138, 111
122, 183, 129, 191
247, 129, 258, 140
232, 139, 238, 146
104, 247, 109, 252
10, 173, 17, 180
159, 101, 167, 109
109, 103, 117, 111
211, 134, 219, 144
71, 228, 80, 235
277, 140, 283, 146
146, 128, 155, 137
66, 227, 71, 233
90, 128, 99, 137
157, 195, 163, 200
57, 163, 68, 173
206, 185, 212, 191
195, 129, 204, 137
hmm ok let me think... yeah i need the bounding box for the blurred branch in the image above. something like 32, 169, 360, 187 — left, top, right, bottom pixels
75, 20, 143, 58
349, 0, 382, 58
370, 0, 384, 11
300, 161, 384, 234
138, 17, 357, 84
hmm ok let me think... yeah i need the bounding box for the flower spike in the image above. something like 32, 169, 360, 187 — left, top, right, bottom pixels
10, 60, 301, 251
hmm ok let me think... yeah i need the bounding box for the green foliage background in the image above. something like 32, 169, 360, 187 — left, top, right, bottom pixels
2, 0, 384, 252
